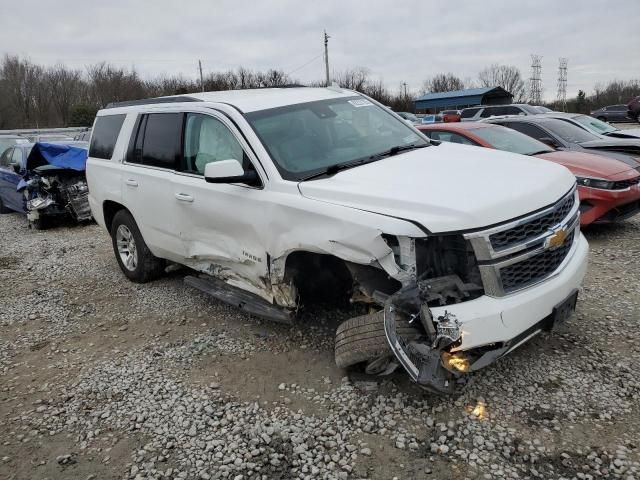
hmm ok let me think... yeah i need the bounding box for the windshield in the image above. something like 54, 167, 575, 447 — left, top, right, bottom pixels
245, 97, 428, 180
572, 115, 617, 135
473, 125, 553, 155
544, 118, 601, 143
535, 106, 553, 113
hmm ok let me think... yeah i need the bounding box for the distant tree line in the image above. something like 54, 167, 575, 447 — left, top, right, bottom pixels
0, 54, 638, 129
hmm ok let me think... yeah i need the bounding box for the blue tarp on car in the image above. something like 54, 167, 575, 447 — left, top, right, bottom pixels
17, 143, 89, 191
25, 142, 88, 172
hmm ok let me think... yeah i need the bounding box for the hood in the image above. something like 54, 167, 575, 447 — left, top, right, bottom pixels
604, 128, 640, 139
580, 138, 640, 153
298, 143, 575, 233
536, 150, 638, 179
26, 142, 88, 172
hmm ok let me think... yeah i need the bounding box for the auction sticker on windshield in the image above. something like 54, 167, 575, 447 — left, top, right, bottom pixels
348, 99, 373, 107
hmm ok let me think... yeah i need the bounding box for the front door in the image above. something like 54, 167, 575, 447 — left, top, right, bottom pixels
171, 112, 270, 299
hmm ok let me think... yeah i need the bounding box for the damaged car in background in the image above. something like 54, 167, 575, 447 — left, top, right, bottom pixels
86, 87, 589, 394
16, 142, 92, 229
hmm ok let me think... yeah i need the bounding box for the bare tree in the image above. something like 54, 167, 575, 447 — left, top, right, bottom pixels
421, 73, 464, 94
478, 64, 527, 102
48, 64, 83, 125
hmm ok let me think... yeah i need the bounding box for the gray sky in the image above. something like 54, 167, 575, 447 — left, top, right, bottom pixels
3, 0, 639, 101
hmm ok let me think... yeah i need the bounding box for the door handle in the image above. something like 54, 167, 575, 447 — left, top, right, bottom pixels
125, 179, 138, 187
175, 193, 194, 203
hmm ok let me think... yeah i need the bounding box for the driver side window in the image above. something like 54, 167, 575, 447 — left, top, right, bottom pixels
183, 113, 245, 175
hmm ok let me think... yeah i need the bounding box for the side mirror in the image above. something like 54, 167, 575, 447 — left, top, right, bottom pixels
204, 160, 260, 186
538, 137, 559, 148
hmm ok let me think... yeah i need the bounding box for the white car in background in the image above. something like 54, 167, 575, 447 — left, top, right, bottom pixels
86, 87, 588, 393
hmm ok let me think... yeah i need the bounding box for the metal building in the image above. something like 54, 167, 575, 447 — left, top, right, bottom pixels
414, 86, 513, 113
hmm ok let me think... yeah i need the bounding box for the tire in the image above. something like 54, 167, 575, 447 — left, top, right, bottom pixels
30, 217, 48, 230
110, 209, 164, 283
335, 310, 422, 369
0, 198, 11, 214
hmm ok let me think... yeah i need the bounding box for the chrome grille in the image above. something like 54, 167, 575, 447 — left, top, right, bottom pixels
490, 193, 575, 250
465, 187, 579, 297
500, 231, 574, 293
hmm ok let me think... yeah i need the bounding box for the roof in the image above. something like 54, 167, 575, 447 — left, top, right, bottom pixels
103, 87, 358, 114
415, 87, 499, 102
417, 122, 496, 131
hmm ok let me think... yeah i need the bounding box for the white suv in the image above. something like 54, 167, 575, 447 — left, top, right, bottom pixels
86, 87, 588, 393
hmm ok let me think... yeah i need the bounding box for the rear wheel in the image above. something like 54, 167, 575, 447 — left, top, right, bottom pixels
335, 310, 421, 369
110, 210, 164, 283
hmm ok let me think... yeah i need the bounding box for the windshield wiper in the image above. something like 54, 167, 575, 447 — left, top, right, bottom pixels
528, 149, 554, 156
300, 144, 428, 182
369, 143, 429, 161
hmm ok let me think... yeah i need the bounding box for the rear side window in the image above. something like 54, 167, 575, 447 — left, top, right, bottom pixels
503, 106, 523, 115
502, 122, 549, 142
90, 114, 125, 159
140, 113, 183, 169
461, 108, 480, 119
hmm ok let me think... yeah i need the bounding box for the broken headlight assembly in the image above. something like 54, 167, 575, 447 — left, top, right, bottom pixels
27, 196, 54, 210
378, 234, 485, 394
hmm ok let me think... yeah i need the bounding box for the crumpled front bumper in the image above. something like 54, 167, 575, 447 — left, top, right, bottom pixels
383, 232, 589, 394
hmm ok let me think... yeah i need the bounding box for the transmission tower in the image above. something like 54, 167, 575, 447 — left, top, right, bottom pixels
556, 58, 568, 111
529, 54, 543, 105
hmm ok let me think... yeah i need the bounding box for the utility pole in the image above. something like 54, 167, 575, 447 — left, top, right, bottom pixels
402, 82, 408, 97
198, 60, 204, 92
324, 30, 330, 86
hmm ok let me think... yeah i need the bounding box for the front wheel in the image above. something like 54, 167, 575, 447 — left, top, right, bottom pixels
110, 210, 164, 283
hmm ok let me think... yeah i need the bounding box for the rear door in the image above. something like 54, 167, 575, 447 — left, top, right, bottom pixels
172, 111, 269, 297
611, 105, 629, 122
121, 112, 184, 260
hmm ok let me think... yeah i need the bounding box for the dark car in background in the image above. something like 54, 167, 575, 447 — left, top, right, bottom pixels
460, 103, 544, 122
483, 115, 640, 163
441, 110, 461, 122
590, 104, 631, 123
543, 112, 640, 139
627, 96, 640, 122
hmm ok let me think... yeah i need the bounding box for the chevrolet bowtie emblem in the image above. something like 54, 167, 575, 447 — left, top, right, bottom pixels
546, 228, 568, 250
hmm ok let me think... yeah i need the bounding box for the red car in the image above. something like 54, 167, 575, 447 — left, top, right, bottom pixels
418, 122, 640, 226
440, 110, 461, 123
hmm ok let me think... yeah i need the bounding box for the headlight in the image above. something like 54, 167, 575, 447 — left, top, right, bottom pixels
575, 176, 614, 190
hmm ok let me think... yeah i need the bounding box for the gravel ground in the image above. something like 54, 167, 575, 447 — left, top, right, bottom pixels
1, 211, 639, 480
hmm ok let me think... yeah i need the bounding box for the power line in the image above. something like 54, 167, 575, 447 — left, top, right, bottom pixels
286, 53, 323, 76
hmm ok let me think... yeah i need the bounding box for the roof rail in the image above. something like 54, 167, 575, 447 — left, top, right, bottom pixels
105, 95, 202, 109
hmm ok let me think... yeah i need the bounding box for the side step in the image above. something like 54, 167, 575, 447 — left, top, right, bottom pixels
184, 275, 294, 324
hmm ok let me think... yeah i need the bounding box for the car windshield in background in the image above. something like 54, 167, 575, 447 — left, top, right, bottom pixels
572, 115, 617, 134
245, 97, 428, 180
534, 106, 553, 113
473, 125, 554, 156
544, 118, 601, 143
0, 138, 27, 155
